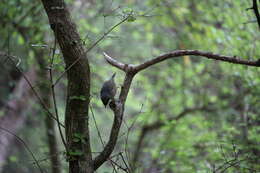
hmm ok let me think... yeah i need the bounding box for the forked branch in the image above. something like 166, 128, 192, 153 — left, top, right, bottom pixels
95, 49, 259, 170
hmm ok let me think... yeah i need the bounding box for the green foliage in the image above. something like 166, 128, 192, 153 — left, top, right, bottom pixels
70, 95, 87, 101
72, 133, 86, 144
1, 0, 260, 172
66, 150, 84, 161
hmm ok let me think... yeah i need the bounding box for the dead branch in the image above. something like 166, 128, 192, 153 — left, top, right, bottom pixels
97, 49, 259, 170
104, 50, 260, 74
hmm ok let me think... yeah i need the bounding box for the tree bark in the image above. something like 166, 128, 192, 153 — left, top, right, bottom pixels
40, 0, 92, 172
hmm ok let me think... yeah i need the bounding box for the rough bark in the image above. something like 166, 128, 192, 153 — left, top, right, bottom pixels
40, 0, 92, 172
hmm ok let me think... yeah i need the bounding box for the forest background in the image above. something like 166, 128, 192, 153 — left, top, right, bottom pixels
0, 0, 260, 173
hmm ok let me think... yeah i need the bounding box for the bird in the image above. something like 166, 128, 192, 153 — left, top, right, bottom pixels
100, 73, 117, 108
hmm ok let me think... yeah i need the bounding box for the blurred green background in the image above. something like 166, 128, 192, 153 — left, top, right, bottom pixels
0, 0, 259, 172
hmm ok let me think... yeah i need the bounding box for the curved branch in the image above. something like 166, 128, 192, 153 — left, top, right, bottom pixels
93, 54, 137, 170
103, 52, 136, 72
97, 49, 259, 170
103, 50, 260, 75
103, 52, 126, 71
134, 50, 260, 72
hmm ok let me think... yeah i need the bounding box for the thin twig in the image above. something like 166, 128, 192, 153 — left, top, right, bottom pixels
31, 151, 64, 164
122, 111, 140, 171
109, 158, 128, 172
90, 104, 118, 172
219, 158, 247, 173
119, 152, 130, 173
1, 52, 65, 128
49, 32, 68, 151
0, 126, 45, 173
53, 16, 130, 86
90, 104, 105, 146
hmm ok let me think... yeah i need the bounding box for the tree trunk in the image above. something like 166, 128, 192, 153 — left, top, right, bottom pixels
40, 0, 93, 172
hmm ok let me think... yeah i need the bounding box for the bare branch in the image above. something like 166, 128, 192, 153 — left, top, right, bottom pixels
93, 72, 135, 170
252, 0, 260, 29
103, 52, 127, 71
48, 34, 68, 151
53, 16, 130, 86
134, 50, 260, 72
98, 49, 260, 170
103, 50, 259, 75
0, 127, 45, 173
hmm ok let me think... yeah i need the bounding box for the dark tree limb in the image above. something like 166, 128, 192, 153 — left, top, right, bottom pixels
103, 52, 133, 71
40, 0, 92, 172
247, 0, 260, 29
102, 51, 250, 171
103, 50, 260, 75
96, 49, 260, 170
252, 0, 260, 29
94, 52, 137, 170
133, 50, 260, 72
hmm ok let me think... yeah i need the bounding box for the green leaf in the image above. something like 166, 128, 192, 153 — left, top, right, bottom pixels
127, 15, 136, 22
9, 156, 18, 162
70, 95, 86, 101
68, 150, 84, 156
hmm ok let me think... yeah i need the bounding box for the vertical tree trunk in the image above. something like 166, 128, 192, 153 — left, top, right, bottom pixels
40, 0, 93, 172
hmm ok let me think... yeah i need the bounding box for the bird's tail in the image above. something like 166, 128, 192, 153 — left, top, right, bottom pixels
111, 72, 116, 79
